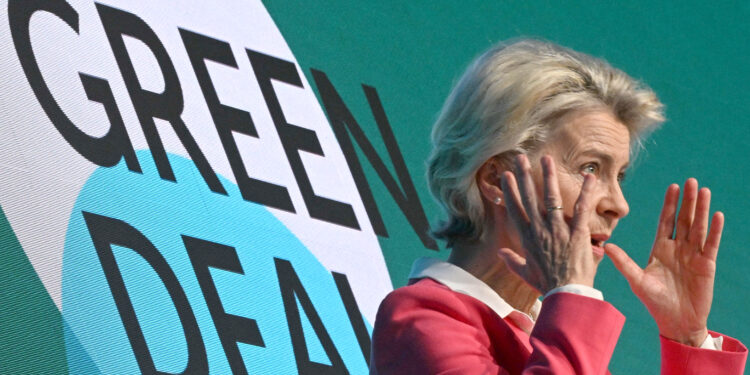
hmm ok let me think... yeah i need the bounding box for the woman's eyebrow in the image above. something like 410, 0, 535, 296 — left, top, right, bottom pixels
578, 149, 629, 170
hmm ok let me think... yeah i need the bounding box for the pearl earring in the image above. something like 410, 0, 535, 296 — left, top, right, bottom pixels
493, 196, 502, 205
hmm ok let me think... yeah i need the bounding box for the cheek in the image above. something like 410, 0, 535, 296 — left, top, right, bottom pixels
556, 173, 584, 216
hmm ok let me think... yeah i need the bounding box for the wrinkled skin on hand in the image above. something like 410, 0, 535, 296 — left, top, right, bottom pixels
497, 154, 599, 294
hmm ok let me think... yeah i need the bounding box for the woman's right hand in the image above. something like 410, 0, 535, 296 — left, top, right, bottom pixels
497, 154, 599, 294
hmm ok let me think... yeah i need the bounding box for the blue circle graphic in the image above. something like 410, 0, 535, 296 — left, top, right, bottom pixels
62, 151, 371, 374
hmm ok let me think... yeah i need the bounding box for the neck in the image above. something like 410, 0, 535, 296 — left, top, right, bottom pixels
448, 236, 540, 315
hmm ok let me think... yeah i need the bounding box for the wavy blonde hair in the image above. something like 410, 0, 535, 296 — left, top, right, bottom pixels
426, 39, 665, 247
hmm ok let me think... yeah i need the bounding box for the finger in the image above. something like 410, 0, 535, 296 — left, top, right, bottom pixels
656, 183, 680, 239
514, 154, 542, 224
497, 247, 528, 277
541, 155, 564, 223
604, 243, 644, 286
675, 178, 698, 241
569, 173, 596, 243
688, 187, 711, 246
501, 171, 530, 236
703, 211, 724, 260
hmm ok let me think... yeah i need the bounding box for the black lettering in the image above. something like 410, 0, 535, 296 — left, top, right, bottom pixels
79, 73, 142, 172
310, 70, 438, 250
179, 29, 294, 212
183, 235, 265, 375
275, 258, 347, 374
82, 212, 207, 375
332, 272, 371, 366
248, 50, 358, 229
8, 0, 140, 172
96, 4, 226, 195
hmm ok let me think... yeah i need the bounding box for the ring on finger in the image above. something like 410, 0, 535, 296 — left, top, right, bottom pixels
547, 205, 563, 213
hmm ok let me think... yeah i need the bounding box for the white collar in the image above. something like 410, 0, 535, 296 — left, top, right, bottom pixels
408, 257, 541, 322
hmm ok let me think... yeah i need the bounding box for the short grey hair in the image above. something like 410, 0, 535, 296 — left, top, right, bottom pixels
426, 39, 665, 247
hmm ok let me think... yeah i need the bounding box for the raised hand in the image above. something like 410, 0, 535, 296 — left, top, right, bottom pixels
605, 178, 723, 346
497, 154, 599, 294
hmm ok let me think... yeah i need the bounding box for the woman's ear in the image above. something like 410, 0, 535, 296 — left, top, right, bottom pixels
477, 157, 506, 207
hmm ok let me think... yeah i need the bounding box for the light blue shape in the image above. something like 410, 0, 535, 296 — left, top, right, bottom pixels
62, 151, 371, 374
297, 297, 332, 366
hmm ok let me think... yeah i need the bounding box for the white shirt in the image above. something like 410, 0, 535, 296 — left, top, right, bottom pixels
409, 257, 722, 350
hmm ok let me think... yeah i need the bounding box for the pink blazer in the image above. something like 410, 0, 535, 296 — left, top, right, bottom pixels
371, 278, 747, 374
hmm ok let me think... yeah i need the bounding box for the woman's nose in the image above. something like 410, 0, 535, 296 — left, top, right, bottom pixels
598, 181, 630, 219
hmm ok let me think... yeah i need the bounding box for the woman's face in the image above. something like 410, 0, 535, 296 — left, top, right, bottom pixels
530, 110, 631, 259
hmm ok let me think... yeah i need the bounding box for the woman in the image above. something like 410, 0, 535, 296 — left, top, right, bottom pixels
370, 39, 747, 374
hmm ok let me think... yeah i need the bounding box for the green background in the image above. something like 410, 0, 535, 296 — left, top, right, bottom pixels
263, 0, 750, 372
2, 2, 748, 373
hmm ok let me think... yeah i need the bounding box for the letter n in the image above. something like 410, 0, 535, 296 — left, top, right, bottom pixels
310, 70, 437, 250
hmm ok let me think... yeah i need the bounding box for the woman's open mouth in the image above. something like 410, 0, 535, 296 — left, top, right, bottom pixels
590, 234, 609, 257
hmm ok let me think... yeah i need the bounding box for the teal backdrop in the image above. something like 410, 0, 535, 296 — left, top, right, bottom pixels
263, 1, 750, 373
1, 1, 748, 374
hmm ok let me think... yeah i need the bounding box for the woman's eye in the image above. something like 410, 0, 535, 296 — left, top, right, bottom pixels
617, 172, 626, 183
581, 163, 599, 175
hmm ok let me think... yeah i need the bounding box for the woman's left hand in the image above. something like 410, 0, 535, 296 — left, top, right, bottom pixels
605, 178, 724, 347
